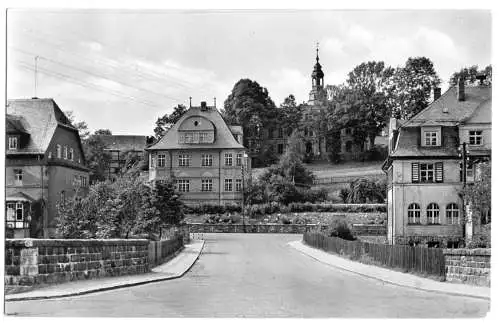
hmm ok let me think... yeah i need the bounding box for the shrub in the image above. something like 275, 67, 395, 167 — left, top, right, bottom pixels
339, 188, 350, 203
281, 218, 292, 224
327, 219, 357, 241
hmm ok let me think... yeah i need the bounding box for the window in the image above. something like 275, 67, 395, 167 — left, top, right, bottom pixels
412, 162, 443, 183
201, 154, 213, 167
420, 163, 434, 182
408, 203, 421, 224
177, 179, 190, 192
178, 154, 190, 167
224, 178, 233, 192
157, 154, 166, 167
69, 148, 74, 161
235, 179, 242, 192
469, 130, 483, 145
6, 203, 15, 223
14, 169, 23, 184
56, 144, 62, 158
63, 146, 68, 159
278, 128, 283, 138
426, 203, 440, 224
278, 144, 284, 154
424, 131, 438, 146
16, 203, 23, 221
201, 179, 213, 192
224, 153, 233, 166
446, 203, 460, 225
236, 153, 243, 166
8, 136, 18, 150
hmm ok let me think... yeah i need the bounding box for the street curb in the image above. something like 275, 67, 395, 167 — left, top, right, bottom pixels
6, 240, 205, 302
289, 240, 490, 301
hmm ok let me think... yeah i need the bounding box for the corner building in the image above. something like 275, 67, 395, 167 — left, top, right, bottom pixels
147, 101, 249, 206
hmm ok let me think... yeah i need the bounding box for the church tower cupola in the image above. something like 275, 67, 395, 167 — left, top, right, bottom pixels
311, 44, 324, 89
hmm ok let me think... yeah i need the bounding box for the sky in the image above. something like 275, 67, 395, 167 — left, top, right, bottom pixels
6, 9, 492, 136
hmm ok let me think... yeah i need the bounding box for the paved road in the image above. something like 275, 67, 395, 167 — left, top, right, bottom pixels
5, 234, 490, 318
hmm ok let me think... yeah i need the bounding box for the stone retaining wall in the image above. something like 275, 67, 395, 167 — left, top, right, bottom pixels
185, 223, 386, 236
148, 236, 184, 267
5, 239, 151, 289
443, 248, 491, 286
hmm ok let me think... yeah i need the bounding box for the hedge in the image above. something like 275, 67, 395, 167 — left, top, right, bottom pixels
184, 202, 386, 216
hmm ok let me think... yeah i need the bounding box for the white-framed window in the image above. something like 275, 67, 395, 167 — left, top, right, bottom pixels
201, 154, 213, 167
224, 178, 233, 192
426, 203, 440, 224
14, 169, 23, 184
236, 153, 243, 166
224, 153, 233, 166
469, 130, 483, 145
446, 203, 460, 225
63, 146, 68, 159
424, 131, 438, 146
157, 154, 166, 167
15, 202, 23, 221
8, 136, 18, 150
6, 203, 16, 222
69, 148, 74, 161
177, 179, 190, 192
235, 179, 242, 192
178, 154, 190, 167
56, 144, 62, 158
420, 163, 434, 182
201, 179, 213, 192
408, 203, 421, 224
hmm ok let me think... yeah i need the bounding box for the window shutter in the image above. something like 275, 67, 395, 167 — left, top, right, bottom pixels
435, 162, 443, 182
411, 163, 420, 182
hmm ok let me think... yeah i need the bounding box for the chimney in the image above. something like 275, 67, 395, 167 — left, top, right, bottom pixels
200, 101, 207, 110
433, 87, 441, 101
457, 77, 465, 101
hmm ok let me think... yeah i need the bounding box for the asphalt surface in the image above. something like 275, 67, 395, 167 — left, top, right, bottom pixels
5, 234, 490, 318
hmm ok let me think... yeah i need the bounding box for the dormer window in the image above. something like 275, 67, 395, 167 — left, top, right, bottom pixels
56, 144, 62, 158
421, 127, 441, 147
8, 136, 18, 150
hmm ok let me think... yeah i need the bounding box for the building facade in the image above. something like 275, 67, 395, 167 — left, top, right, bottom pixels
384, 80, 491, 247
6, 99, 90, 238
147, 101, 249, 206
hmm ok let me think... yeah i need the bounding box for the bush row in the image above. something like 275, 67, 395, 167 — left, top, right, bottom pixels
184, 202, 387, 216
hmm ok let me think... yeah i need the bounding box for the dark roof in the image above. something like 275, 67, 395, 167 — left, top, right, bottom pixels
98, 135, 148, 152
6, 191, 36, 202
148, 106, 245, 150
6, 114, 29, 134
390, 127, 459, 158
6, 98, 78, 154
403, 85, 491, 127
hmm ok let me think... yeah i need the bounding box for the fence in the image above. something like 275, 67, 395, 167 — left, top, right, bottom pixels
303, 232, 445, 277
313, 173, 384, 185
148, 235, 184, 267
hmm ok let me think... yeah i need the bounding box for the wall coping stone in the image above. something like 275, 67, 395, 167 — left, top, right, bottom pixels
443, 248, 491, 256
6, 239, 150, 248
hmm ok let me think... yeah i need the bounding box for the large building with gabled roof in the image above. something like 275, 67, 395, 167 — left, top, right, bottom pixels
383, 79, 491, 247
146, 101, 249, 206
5, 98, 90, 238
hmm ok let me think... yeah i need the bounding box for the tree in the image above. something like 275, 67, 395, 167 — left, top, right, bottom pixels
94, 129, 112, 135
152, 180, 184, 231
345, 61, 394, 149
65, 111, 90, 140
390, 57, 441, 119
464, 162, 491, 224
84, 134, 112, 183
154, 104, 187, 138
346, 177, 386, 204
279, 94, 303, 133
449, 65, 492, 86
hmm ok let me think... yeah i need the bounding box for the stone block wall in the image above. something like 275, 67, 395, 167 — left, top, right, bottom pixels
443, 248, 491, 286
5, 239, 150, 288
148, 235, 184, 267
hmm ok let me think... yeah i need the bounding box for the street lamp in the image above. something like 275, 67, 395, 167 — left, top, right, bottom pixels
241, 153, 249, 233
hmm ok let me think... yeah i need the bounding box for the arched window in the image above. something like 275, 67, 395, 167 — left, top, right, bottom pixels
408, 203, 421, 224
426, 203, 440, 224
446, 203, 460, 225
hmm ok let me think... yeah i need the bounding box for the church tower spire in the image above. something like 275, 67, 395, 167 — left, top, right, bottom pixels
308, 43, 326, 105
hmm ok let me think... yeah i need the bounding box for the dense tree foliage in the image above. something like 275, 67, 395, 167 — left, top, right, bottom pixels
339, 177, 386, 204
56, 177, 184, 240
448, 65, 492, 86
94, 129, 112, 135
464, 162, 491, 224
154, 104, 188, 139
83, 134, 112, 183
65, 111, 90, 140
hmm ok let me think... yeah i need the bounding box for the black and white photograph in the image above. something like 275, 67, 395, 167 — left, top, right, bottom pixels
2, 1, 495, 320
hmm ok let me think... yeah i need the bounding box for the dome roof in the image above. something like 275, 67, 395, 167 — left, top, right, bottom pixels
312, 62, 324, 79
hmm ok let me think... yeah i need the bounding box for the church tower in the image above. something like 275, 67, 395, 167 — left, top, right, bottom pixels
308, 44, 327, 106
